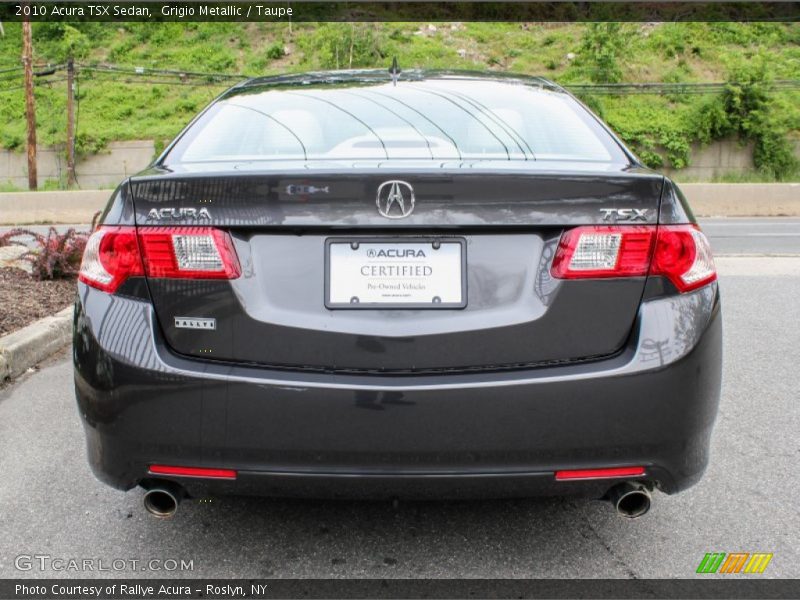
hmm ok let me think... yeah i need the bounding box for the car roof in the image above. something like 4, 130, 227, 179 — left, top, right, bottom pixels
230, 69, 565, 95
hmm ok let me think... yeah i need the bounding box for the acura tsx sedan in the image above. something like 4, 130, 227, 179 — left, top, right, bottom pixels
73, 69, 721, 519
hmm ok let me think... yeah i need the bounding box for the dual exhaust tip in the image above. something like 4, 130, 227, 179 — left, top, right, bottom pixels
142, 480, 652, 520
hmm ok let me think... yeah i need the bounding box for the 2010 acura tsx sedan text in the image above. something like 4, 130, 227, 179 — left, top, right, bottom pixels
73, 70, 722, 519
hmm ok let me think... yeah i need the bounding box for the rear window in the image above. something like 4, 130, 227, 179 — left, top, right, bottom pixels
166, 79, 628, 164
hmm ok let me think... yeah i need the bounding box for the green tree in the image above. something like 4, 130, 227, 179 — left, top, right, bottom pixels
579, 23, 629, 84
33, 23, 91, 61
297, 23, 385, 70
688, 56, 798, 179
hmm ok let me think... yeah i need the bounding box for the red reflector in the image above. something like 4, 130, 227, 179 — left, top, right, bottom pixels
148, 465, 237, 479
555, 466, 645, 481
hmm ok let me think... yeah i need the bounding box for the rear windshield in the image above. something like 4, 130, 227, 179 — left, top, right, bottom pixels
165, 79, 628, 164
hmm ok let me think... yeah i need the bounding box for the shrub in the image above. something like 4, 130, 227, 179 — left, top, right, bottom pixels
0, 227, 89, 280
606, 53, 799, 177
715, 58, 798, 178
265, 43, 285, 60
578, 23, 630, 84
297, 24, 385, 69
753, 128, 799, 179
575, 92, 605, 119
33, 23, 93, 61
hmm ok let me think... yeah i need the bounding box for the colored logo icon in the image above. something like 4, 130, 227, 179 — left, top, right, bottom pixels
696, 552, 773, 574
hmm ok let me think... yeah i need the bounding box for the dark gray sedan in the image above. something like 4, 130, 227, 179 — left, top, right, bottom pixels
73, 70, 721, 520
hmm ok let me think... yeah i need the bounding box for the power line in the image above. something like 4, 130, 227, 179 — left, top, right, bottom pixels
566, 80, 800, 95
79, 63, 247, 82
78, 70, 230, 85
3, 60, 800, 96
0, 77, 68, 93
99, 78, 231, 87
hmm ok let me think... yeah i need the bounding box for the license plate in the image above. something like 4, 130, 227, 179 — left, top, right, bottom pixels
325, 239, 466, 309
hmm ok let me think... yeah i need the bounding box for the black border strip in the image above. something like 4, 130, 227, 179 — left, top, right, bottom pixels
1, 2, 799, 23
2, 578, 800, 599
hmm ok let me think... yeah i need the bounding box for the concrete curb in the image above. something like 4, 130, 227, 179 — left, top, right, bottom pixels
0, 190, 109, 225
0, 307, 72, 380
681, 183, 800, 217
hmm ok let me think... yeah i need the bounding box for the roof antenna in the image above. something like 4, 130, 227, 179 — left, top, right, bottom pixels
388, 57, 401, 87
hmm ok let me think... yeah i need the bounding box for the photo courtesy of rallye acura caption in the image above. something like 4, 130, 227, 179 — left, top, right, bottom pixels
73, 69, 721, 520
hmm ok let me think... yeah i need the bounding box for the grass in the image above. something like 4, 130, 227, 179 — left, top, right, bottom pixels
0, 22, 799, 181
0, 182, 24, 193
674, 170, 800, 184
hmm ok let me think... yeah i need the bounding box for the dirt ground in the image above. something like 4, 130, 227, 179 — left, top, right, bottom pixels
0, 268, 75, 336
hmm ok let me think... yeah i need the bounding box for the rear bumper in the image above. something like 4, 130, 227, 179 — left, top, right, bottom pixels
73, 282, 722, 499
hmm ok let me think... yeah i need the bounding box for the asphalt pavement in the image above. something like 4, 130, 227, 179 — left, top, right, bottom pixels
0, 221, 798, 579
700, 217, 800, 255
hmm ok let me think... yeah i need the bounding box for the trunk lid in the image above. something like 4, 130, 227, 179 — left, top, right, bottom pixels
131, 163, 662, 372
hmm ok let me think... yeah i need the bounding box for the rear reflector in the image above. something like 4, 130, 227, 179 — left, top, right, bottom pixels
551, 224, 716, 293
79, 226, 240, 293
555, 466, 645, 481
148, 465, 237, 479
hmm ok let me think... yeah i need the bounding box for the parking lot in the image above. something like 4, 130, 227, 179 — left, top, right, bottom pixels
0, 219, 798, 579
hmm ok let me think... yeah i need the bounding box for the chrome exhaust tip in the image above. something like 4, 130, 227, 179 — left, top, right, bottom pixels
143, 482, 184, 519
606, 482, 651, 518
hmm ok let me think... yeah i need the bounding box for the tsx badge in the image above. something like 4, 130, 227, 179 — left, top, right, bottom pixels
600, 208, 650, 222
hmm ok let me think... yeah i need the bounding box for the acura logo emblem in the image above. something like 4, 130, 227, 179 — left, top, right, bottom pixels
376, 180, 415, 219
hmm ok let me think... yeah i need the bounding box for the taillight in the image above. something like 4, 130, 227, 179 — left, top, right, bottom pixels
78, 226, 240, 293
551, 226, 654, 279
551, 224, 716, 293
650, 225, 716, 292
138, 227, 241, 280
78, 227, 143, 293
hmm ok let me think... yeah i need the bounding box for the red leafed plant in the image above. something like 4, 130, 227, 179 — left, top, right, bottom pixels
0, 227, 89, 280
0, 212, 100, 280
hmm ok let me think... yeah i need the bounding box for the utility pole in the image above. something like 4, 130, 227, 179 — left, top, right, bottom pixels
66, 57, 76, 188
349, 23, 354, 69
22, 19, 37, 190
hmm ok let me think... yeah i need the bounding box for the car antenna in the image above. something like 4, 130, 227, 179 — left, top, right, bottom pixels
388, 57, 401, 87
